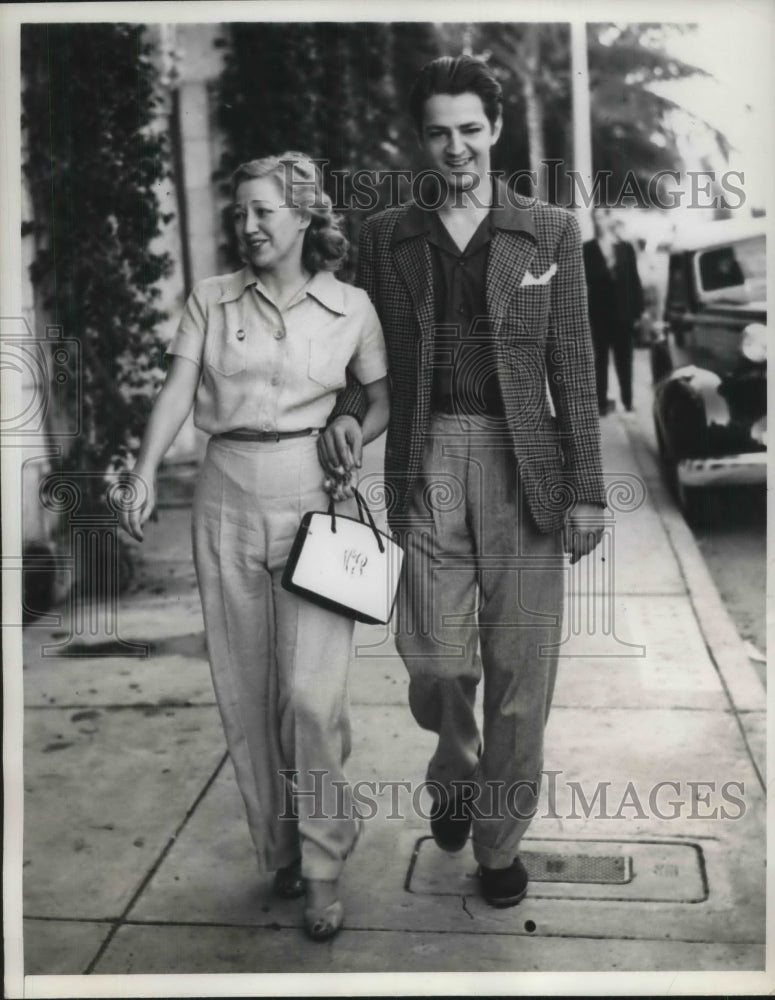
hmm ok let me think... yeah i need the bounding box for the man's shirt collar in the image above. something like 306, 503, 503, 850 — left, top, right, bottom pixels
391, 177, 536, 245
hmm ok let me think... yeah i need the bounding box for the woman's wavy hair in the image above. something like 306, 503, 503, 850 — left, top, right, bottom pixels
230, 152, 348, 273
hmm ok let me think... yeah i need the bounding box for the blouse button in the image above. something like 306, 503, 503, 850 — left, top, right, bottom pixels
273, 329, 285, 340
235, 329, 246, 341
270, 373, 281, 386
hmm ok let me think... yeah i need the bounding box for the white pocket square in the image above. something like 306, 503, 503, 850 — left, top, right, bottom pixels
520, 263, 557, 286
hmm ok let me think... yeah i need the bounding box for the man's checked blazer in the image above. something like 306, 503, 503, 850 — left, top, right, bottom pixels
337, 183, 606, 533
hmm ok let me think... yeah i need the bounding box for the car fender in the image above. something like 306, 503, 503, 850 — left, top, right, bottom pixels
654, 365, 732, 460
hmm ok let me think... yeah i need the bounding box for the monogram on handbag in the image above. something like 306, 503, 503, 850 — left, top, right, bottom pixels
281, 488, 404, 625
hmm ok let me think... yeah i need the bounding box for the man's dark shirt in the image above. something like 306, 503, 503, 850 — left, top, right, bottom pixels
426, 210, 505, 416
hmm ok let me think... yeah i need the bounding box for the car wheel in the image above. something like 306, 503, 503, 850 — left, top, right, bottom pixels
650, 340, 672, 385
674, 477, 708, 528
654, 422, 705, 527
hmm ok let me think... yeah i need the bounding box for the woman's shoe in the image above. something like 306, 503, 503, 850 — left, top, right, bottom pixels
273, 859, 304, 900
304, 899, 344, 941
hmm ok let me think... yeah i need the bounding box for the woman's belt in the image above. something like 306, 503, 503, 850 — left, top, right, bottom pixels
217, 427, 319, 442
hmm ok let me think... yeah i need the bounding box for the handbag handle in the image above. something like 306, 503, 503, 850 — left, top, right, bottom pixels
326, 488, 385, 554
327, 494, 337, 533
353, 487, 385, 554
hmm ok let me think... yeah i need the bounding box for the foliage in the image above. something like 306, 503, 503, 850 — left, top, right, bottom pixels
587, 24, 726, 183
470, 22, 721, 200
214, 21, 722, 231
21, 23, 173, 503
214, 22, 442, 275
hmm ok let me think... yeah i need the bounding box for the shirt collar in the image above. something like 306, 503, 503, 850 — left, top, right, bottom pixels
216, 267, 259, 304
391, 177, 536, 245
303, 270, 347, 315
425, 208, 492, 256
217, 267, 347, 315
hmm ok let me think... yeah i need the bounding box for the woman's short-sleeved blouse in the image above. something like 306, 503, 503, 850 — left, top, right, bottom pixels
166, 267, 388, 435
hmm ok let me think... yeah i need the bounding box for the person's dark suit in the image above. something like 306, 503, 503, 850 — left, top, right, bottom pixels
582, 237, 644, 412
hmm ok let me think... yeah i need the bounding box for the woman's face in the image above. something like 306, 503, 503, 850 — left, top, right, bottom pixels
233, 175, 309, 274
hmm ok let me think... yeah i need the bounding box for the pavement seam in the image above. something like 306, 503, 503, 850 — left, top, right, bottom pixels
24, 702, 754, 713
40, 916, 764, 946
25, 702, 217, 710
620, 413, 766, 794
82, 749, 229, 975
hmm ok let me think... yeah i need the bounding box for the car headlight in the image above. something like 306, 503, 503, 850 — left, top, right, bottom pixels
741, 323, 768, 363
751, 415, 767, 446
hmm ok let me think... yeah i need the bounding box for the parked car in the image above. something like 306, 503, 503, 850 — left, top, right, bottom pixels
650, 217, 767, 521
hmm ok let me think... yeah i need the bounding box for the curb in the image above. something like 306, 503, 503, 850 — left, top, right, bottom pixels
620, 410, 766, 721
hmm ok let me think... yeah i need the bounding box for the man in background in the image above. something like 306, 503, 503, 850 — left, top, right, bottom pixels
583, 208, 645, 414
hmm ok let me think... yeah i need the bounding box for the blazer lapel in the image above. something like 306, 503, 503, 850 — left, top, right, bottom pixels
486, 231, 537, 334
391, 236, 435, 340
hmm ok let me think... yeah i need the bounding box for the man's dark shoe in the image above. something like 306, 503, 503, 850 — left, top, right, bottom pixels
429, 783, 473, 853
478, 856, 529, 907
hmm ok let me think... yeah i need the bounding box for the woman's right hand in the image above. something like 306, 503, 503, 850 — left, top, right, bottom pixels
119, 467, 157, 542
323, 470, 355, 502
117, 354, 200, 542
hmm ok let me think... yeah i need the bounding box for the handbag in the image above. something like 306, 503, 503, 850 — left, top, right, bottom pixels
281, 488, 404, 625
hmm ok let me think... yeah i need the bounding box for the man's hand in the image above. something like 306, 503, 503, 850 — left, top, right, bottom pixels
318, 415, 363, 477
563, 502, 606, 564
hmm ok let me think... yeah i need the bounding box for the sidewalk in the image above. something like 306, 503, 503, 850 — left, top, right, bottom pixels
18, 398, 768, 992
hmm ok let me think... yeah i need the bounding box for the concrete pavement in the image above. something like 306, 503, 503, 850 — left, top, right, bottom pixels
17, 375, 769, 994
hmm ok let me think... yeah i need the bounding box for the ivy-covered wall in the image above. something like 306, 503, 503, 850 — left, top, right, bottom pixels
213, 22, 441, 278
21, 23, 173, 492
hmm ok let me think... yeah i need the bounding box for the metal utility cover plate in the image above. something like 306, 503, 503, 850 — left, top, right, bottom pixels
407, 837, 707, 903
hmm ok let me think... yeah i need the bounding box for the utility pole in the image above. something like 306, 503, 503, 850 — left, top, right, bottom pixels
570, 21, 594, 236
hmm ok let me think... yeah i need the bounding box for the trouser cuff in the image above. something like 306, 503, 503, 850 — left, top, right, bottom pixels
269, 848, 301, 873
472, 841, 521, 871
301, 854, 345, 881
300, 817, 361, 881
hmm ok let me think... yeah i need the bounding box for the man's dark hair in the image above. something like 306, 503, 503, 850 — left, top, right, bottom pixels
409, 55, 503, 131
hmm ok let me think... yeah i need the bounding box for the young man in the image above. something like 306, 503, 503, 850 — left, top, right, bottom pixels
320, 55, 605, 907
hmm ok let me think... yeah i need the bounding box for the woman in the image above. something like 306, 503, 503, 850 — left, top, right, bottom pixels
120, 152, 389, 941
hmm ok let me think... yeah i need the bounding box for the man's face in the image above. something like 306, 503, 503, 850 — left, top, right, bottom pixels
592, 208, 611, 239
418, 92, 502, 194
593, 208, 623, 241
